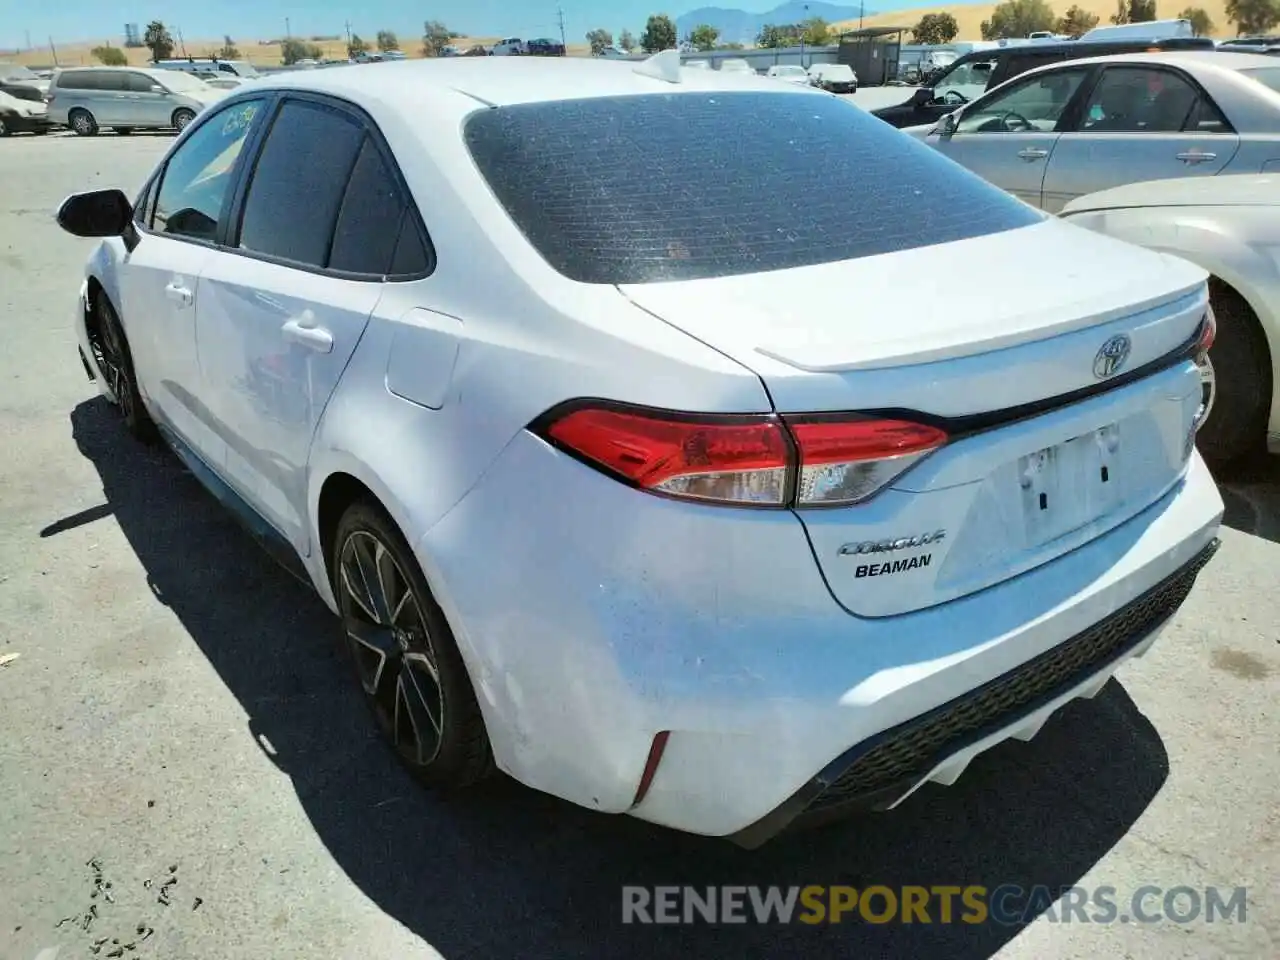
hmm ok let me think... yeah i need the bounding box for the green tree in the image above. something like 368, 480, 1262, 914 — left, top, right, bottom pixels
422, 20, 453, 56
586, 28, 614, 54
143, 21, 175, 62
1128, 0, 1158, 21
639, 13, 677, 52
1225, 0, 1280, 33
980, 0, 1057, 39
1178, 5, 1216, 33
348, 34, 369, 58
756, 23, 796, 46
217, 35, 240, 59
281, 37, 322, 64
91, 44, 128, 66
1055, 5, 1100, 34
800, 17, 832, 43
619, 28, 637, 51
912, 12, 960, 42
376, 29, 399, 52
689, 23, 720, 50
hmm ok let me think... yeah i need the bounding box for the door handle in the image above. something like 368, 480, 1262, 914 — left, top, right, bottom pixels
1017, 147, 1049, 161
281, 317, 334, 353
164, 282, 193, 306
1176, 151, 1216, 163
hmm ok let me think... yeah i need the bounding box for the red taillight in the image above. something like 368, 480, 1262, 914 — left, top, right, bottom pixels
543, 406, 792, 505
537, 403, 947, 508
1197, 308, 1216, 355
786, 417, 949, 506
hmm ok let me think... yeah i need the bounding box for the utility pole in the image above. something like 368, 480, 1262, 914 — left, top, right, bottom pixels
859, 1, 865, 30
344, 20, 352, 47
25, 29, 32, 51
800, 2, 808, 67
177, 27, 188, 56
285, 17, 291, 39
557, 6, 566, 47
48, 37, 58, 65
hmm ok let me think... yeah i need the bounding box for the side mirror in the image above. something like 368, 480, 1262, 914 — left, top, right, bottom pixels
56, 189, 133, 238
938, 112, 959, 137
911, 87, 934, 106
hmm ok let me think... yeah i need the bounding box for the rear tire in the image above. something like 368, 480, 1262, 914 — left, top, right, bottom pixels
68, 108, 98, 136
0, 116, 10, 137
171, 108, 195, 132
332, 500, 494, 790
1197, 282, 1271, 467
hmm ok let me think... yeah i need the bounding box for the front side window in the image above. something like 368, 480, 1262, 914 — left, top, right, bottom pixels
464, 91, 1043, 285
153, 98, 265, 242
125, 72, 156, 93
1079, 67, 1203, 133
955, 67, 1089, 134
933, 58, 997, 102
95, 71, 128, 93
237, 99, 365, 268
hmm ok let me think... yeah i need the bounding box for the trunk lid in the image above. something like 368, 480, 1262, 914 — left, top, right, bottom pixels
619, 218, 1209, 617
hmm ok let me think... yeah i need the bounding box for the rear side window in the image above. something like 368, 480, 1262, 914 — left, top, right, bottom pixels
237, 100, 365, 268
96, 71, 128, 92
56, 70, 98, 90
463, 92, 1043, 285
327, 138, 413, 276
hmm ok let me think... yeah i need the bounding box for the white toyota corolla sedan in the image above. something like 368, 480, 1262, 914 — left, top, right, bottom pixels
56, 51, 1223, 847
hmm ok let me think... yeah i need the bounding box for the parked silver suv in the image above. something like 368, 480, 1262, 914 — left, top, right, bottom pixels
47, 66, 225, 136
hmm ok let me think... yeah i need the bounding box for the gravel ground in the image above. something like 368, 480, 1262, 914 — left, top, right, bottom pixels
0, 130, 1276, 960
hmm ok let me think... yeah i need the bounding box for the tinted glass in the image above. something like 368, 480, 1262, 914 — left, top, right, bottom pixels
1184, 94, 1231, 132
390, 217, 430, 276
96, 71, 128, 92
57, 70, 98, 90
238, 100, 364, 268
328, 138, 408, 275
154, 99, 265, 241
1080, 67, 1199, 133
1241, 66, 1280, 94
465, 93, 1043, 285
125, 72, 156, 93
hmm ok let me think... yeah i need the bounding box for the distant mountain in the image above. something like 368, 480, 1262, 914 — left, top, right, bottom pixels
675, 2, 874, 45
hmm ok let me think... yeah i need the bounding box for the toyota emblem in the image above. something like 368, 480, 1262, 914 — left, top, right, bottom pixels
1093, 334, 1132, 380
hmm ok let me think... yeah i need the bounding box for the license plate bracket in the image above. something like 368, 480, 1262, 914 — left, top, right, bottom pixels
1019, 424, 1122, 547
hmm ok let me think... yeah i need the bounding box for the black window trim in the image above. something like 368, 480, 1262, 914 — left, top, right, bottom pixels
1063, 63, 1237, 135
223, 90, 436, 282
135, 91, 278, 249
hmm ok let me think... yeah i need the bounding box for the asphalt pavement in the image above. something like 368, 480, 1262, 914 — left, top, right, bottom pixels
0, 129, 1276, 960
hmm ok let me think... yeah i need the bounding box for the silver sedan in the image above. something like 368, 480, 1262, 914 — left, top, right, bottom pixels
908, 51, 1280, 212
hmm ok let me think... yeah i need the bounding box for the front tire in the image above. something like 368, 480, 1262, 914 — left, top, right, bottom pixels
0, 116, 10, 137
333, 500, 493, 789
1197, 283, 1271, 466
68, 108, 98, 136
89, 291, 157, 443
171, 108, 195, 132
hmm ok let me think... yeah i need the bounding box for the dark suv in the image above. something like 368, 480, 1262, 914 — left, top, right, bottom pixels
872, 36, 1215, 129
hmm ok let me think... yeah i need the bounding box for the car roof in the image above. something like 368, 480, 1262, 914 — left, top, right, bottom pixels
252, 55, 815, 109
1059, 49, 1278, 70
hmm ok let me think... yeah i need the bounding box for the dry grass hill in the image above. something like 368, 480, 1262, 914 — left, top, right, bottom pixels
834, 0, 1239, 39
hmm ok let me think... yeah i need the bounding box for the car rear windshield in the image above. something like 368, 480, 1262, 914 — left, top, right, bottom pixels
463, 91, 1043, 284
1240, 67, 1280, 95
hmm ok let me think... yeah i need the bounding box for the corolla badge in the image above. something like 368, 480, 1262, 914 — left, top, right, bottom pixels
1093, 334, 1132, 380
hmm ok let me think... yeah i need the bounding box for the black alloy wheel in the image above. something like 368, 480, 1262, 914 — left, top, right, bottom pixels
333, 501, 493, 787
89, 292, 157, 442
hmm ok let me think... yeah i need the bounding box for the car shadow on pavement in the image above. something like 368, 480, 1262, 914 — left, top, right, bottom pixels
67, 396, 1172, 960
1215, 453, 1280, 545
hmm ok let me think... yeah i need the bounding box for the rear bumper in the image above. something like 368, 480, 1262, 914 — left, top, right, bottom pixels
729, 535, 1219, 848
418, 433, 1223, 841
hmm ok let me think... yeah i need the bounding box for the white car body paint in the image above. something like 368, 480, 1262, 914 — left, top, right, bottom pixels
69, 56, 1223, 842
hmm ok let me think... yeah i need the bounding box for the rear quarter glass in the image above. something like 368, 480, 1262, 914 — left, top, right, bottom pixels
463, 91, 1045, 285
